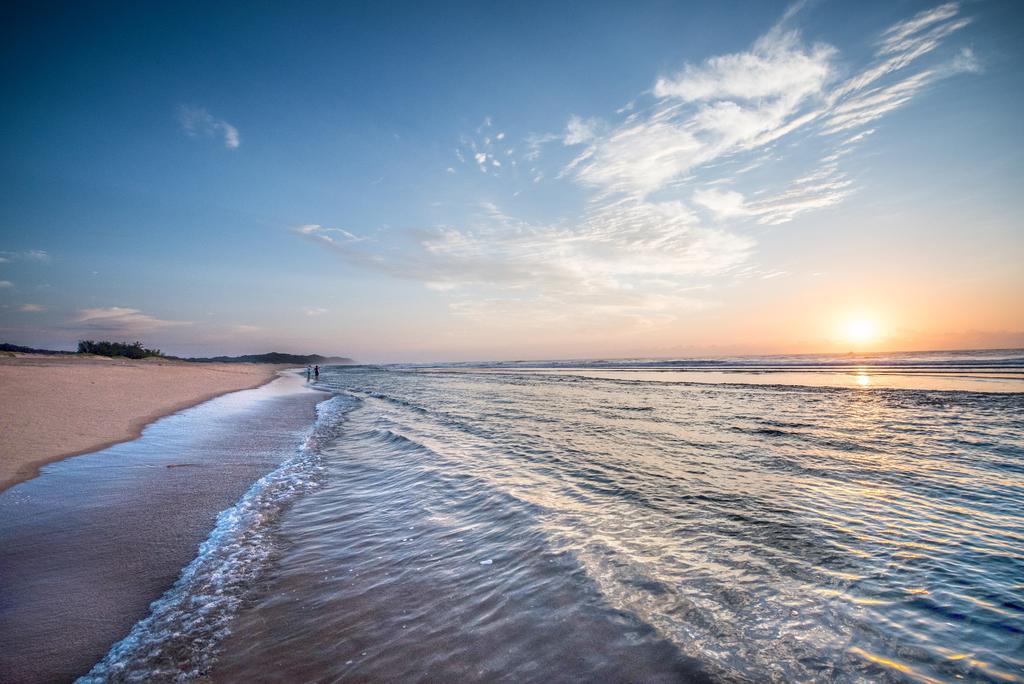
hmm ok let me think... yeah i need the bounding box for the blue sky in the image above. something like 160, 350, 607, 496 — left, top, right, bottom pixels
2, 1, 1022, 361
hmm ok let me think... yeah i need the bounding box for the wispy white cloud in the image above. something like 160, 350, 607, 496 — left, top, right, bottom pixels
570, 2, 971, 198
564, 115, 600, 145
303, 306, 328, 316
74, 307, 190, 333
178, 105, 240, 149
693, 188, 750, 220
296, 195, 752, 329
749, 177, 853, 225
821, 2, 972, 133
877, 2, 960, 55
0, 280, 13, 288
18, 304, 45, 312
694, 170, 853, 226
568, 26, 839, 198
822, 69, 935, 133
298, 2, 974, 329
453, 117, 521, 176
951, 47, 980, 74
294, 224, 364, 242
524, 132, 559, 161
0, 249, 50, 263
653, 28, 833, 102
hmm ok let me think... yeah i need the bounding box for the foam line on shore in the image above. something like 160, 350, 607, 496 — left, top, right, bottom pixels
78, 393, 359, 682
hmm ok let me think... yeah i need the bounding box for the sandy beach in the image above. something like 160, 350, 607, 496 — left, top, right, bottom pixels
0, 354, 286, 492
0, 372, 326, 682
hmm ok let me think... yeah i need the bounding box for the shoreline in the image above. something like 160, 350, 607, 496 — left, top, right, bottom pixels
0, 372, 328, 682
0, 354, 291, 493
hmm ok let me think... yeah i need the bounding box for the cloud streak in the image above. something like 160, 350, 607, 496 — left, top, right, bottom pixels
564, 115, 600, 145
570, 3, 971, 200
0, 249, 50, 263
298, 3, 975, 330
821, 3, 972, 133
73, 307, 190, 334
178, 106, 240, 149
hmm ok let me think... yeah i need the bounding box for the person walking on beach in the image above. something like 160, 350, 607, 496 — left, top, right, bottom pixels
314, 365, 320, 380
306, 365, 312, 381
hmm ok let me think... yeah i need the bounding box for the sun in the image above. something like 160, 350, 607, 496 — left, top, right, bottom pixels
840, 315, 880, 346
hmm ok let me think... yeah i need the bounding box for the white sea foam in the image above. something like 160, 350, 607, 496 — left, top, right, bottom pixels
78, 394, 356, 683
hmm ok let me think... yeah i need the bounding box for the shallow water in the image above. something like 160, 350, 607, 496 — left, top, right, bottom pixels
419, 348, 1024, 393
0, 373, 324, 683
210, 357, 1024, 682
11, 353, 1023, 682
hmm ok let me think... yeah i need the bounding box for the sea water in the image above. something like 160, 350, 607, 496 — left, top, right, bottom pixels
74, 351, 1024, 681
0, 374, 325, 682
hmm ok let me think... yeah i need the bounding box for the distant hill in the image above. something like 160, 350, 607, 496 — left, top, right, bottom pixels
185, 352, 354, 365
0, 342, 74, 355
1, 343, 353, 365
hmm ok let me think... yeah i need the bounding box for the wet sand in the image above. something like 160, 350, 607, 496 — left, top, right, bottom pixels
0, 354, 285, 492
0, 373, 326, 683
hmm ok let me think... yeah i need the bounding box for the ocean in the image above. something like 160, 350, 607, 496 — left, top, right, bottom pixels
4, 350, 1023, 682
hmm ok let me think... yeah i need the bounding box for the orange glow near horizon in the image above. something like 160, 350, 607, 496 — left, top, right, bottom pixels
839, 314, 881, 348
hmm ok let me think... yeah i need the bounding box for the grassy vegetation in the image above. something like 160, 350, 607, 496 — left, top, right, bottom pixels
76, 340, 165, 359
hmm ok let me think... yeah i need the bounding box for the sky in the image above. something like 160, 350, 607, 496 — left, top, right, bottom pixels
1, 0, 1022, 362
